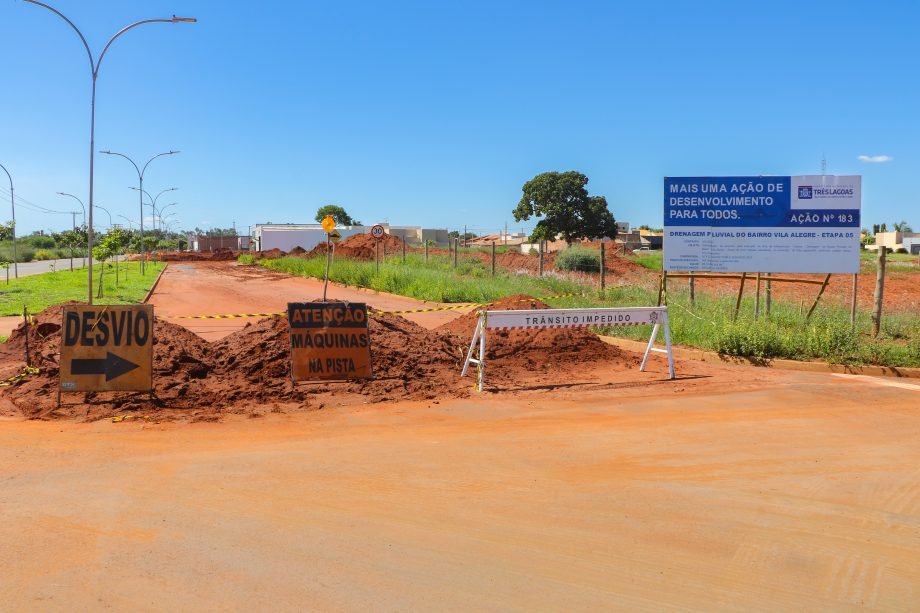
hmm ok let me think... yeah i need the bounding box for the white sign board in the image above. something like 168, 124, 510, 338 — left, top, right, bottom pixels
483, 307, 666, 330
664, 175, 861, 273
462, 307, 675, 391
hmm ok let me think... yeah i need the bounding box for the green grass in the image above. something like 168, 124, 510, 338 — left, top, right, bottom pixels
261, 253, 920, 368
0, 260, 164, 317
262, 253, 586, 304
628, 251, 663, 270
237, 253, 257, 265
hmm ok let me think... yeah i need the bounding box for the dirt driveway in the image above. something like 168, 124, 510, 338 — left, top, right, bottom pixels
1, 372, 919, 610
149, 262, 476, 340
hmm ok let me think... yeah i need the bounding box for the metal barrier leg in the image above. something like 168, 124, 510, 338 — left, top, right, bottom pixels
640, 323, 660, 372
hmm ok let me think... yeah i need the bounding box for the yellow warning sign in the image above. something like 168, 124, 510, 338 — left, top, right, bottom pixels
59, 304, 154, 392
321, 215, 336, 232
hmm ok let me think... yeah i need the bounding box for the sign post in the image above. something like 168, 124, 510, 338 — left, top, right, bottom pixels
59, 304, 154, 401
321, 215, 336, 300
288, 302, 372, 381
370, 224, 385, 272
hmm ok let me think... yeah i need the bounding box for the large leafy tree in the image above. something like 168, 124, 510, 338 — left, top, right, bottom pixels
512, 171, 616, 244
315, 205, 360, 226
0, 220, 14, 242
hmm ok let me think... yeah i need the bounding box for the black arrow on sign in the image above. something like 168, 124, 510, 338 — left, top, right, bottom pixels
71, 352, 140, 381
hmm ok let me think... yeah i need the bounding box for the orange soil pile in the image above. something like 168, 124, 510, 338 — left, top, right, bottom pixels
156, 249, 238, 262
309, 232, 407, 261
0, 294, 639, 420
438, 295, 636, 388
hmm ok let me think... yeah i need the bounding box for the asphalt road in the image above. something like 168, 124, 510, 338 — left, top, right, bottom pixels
3, 257, 92, 279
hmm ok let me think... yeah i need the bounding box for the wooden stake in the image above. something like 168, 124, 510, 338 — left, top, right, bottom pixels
754, 272, 761, 320
657, 270, 669, 306
872, 247, 886, 336
23, 306, 30, 367
806, 274, 832, 320
375, 240, 379, 273
402, 239, 406, 263
454, 238, 459, 268
425, 240, 429, 263
733, 272, 747, 320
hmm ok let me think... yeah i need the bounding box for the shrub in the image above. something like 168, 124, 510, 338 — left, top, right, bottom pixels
555, 246, 600, 272
237, 253, 256, 265
25, 235, 56, 249
33, 249, 55, 261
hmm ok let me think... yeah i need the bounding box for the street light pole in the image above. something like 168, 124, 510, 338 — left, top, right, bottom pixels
24, 0, 196, 302
94, 204, 113, 229
101, 152, 178, 275
57, 192, 88, 266
130, 187, 177, 233
0, 163, 17, 278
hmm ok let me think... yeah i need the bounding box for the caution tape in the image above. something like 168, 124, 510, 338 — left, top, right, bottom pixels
0, 366, 40, 388
168, 293, 587, 320
174, 312, 285, 320
369, 304, 477, 315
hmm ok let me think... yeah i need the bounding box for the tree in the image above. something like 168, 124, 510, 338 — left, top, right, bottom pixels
0, 220, 14, 242
448, 230, 478, 240
512, 171, 616, 244
880, 223, 888, 233
315, 205, 360, 226
892, 220, 913, 232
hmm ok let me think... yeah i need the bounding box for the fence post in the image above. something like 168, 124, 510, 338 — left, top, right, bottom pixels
599, 242, 606, 293
872, 247, 886, 337
538, 240, 544, 277
491, 241, 496, 276
425, 240, 429, 264
689, 271, 695, 306
375, 240, 379, 273
402, 239, 406, 263
454, 238, 459, 268
754, 272, 761, 320
850, 273, 858, 327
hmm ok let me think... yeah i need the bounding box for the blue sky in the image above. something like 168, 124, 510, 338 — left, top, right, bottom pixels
1, 0, 916, 237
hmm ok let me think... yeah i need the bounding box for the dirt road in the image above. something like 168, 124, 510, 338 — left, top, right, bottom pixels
149, 262, 475, 339
1, 372, 918, 610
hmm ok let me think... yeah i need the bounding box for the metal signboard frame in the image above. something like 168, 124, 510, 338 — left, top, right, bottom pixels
461, 306, 674, 391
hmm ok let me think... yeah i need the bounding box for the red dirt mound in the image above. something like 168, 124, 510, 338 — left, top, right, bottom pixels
438, 294, 636, 387
0, 305, 221, 420
288, 246, 307, 256
0, 300, 470, 420
258, 248, 287, 259
211, 247, 236, 261
309, 232, 407, 261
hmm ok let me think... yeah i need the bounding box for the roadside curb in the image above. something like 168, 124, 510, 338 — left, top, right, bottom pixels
143, 264, 168, 304
599, 335, 920, 380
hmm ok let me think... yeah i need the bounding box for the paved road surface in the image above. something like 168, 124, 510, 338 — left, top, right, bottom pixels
0, 374, 918, 610
4, 256, 92, 278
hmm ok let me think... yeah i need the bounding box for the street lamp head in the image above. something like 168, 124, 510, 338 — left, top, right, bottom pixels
171, 16, 197, 23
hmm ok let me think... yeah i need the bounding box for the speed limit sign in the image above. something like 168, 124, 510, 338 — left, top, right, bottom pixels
370, 224, 386, 240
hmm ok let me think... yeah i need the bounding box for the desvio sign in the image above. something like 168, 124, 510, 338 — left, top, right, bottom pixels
663, 175, 861, 274
59, 304, 154, 392
288, 302, 372, 381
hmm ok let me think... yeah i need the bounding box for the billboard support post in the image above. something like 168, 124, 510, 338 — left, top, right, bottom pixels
806, 274, 832, 320
733, 272, 747, 321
